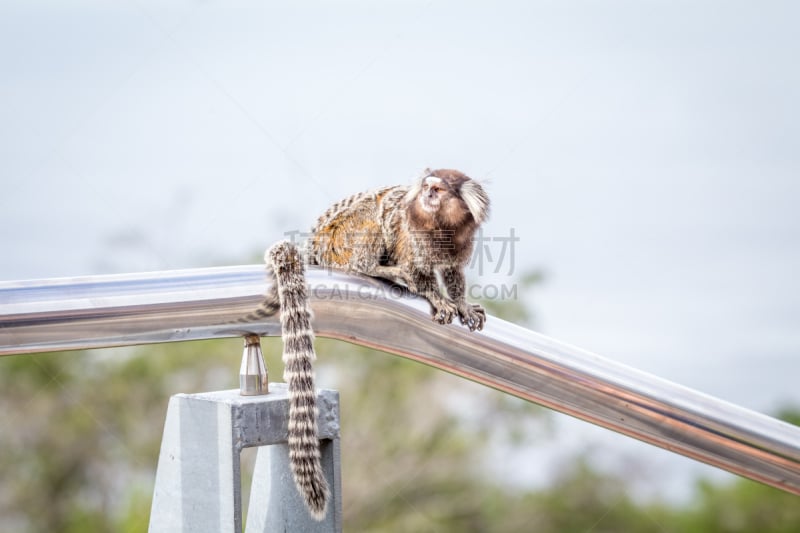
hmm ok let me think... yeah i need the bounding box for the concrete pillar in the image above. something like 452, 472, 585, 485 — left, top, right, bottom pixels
149, 384, 341, 533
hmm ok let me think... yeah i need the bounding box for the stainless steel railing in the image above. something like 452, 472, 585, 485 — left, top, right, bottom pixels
1, 265, 799, 495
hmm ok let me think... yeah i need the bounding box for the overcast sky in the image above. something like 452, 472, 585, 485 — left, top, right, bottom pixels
2, 0, 799, 497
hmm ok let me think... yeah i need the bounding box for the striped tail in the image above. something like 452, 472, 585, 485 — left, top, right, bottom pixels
266, 240, 330, 520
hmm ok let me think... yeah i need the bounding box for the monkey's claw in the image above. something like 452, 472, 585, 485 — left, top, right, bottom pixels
458, 303, 486, 332
433, 309, 454, 324
431, 300, 458, 325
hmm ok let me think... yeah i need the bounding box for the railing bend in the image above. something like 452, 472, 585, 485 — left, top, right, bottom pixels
1, 265, 799, 495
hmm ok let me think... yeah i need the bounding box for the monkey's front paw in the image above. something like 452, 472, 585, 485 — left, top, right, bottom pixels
459, 303, 486, 332
431, 300, 458, 325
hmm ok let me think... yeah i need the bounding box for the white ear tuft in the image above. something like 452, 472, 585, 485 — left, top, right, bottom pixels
460, 180, 490, 225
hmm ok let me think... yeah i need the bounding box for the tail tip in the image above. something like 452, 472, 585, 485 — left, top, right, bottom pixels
305, 485, 330, 521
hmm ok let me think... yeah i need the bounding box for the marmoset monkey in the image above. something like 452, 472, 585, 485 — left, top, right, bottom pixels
256, 168, 490, 519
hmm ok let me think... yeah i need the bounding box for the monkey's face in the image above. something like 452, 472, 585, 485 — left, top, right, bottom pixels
419, 176, 447, 214
417, 174, 474, 227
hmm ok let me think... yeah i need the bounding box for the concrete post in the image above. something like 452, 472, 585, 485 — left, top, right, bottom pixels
148, 385, 341, 533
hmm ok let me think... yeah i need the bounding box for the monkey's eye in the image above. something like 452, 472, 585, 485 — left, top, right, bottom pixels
422, 178, 445, 194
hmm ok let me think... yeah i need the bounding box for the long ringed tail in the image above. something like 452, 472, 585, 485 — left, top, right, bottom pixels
267, 240, 330, 520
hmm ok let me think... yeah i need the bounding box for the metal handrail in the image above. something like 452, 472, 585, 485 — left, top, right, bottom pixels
1, 265, 799, 495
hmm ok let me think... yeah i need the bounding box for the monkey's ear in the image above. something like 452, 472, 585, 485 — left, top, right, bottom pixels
404, 175, 425, 204
461, 180, 490, 225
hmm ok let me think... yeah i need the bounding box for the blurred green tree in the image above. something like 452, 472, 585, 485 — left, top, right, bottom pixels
0, 340, 242, 532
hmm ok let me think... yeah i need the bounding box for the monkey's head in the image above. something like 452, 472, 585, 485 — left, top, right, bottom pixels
406, 169, 490, 229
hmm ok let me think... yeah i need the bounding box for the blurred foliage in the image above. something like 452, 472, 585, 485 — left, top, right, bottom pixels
1, 269, 799, 532
0, 340, 243, 532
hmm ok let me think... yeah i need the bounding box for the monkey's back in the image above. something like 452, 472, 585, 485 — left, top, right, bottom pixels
307, 185, 408, 271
